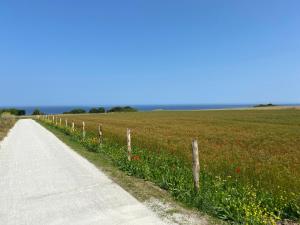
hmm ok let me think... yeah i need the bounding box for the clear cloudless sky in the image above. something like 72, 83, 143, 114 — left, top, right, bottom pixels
0, 0, 299, 106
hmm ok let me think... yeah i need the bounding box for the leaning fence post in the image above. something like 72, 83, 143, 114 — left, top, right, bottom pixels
98, 124, 103, 144
127, 128, 131, 161
192, 139, 200, 192
82, 121, 86, 139
72, 122, 75, 132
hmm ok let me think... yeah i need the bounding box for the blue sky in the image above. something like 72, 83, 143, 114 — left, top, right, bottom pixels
0, 0, 299, 106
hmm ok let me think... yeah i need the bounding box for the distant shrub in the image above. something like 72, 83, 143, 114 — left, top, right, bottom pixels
32, 108, 44, 115
63, 108, 86, 114
108, 106, 137, 113
254, 103, 276, 108
0, 108, 26, 116
89, 107, 105, 114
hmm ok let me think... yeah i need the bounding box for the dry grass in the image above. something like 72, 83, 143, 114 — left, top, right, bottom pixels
0, 115, 16, 141
59, 109, 300, 195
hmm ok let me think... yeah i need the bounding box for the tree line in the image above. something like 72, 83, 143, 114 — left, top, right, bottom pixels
1, 106, 138, 116
0, 108, 26, 116
63, 106, 137, 114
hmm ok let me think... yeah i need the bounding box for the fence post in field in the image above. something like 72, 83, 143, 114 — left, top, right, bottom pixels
127, 128, 131, 161
192, 139, 200, 192
59, 118, 62, 126
65, 119, 68, 127
52, 116, 55, 123
72, 122, 75, 132
82, 121, 86, 139
98, 124, 103, 144
55, 117, 58, 125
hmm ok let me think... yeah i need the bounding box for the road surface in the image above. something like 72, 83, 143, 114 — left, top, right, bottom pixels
0, 119, 166, 225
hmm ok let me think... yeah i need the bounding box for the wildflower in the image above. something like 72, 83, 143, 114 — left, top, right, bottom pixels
132, 155, 140, 161
236, 167, 241, 174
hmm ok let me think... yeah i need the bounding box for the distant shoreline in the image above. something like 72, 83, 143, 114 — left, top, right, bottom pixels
6, 104, 299, 115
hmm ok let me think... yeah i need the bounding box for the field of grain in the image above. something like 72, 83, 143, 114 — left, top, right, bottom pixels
59, 109, 300, 196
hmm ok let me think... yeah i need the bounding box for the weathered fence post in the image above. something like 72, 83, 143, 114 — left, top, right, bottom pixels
52, 116, 55, 123
72, 122, 75, 132
59, 118, 62, 126
127, 128, 131, 161
192, 139, 200, 192
65, 119, 68, 127
98, 124, 103, 144
55, 117, 58, 125
82, 121, 86, 139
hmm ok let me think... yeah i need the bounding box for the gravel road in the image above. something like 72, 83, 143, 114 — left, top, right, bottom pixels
0, 119, 166, 225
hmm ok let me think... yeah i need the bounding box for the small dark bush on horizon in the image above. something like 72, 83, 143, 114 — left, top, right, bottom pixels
108, 106, 137, 113
32, 108, 45, 115
63, 108, 86, 114
0, 108, 26, 116
89, 107, 105, 114
254, 103, 277, 108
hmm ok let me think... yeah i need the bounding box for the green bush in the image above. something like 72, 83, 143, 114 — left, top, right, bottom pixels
63, 108, 86, 114
32, 108, 44, 115
0, 108, 26, 116
108, 106, 137, 113
89, 107, 105, 113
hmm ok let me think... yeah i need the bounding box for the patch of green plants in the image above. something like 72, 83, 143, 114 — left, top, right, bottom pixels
0, 115, 16, 141
32, 108, 45, 115
254, 103, 277, 108
63, 108, 87, 114
0, 108, 26, 116
107, 106, 138, 112
38, 118, 300, 225
89, 107, 105, 113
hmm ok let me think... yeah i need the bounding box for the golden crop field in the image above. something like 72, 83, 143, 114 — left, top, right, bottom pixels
59, 109, 300, 195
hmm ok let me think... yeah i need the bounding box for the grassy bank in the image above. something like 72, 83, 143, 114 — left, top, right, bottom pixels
0, 116, 16, 141
37, 109, 300, 224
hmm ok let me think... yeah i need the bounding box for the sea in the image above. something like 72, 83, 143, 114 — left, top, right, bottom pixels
1, 104, 299, 115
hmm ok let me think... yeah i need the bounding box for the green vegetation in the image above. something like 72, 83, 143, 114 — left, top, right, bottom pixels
63, 108, 86, 114
62, 106, 137, 114
0, 108, 25, 116
32, 108, 44, 115
254, 103, 276, 107
89, 107, 105, 114
0, 114, 16, 141
40, 109, 300, 224
108, 106, 137, 112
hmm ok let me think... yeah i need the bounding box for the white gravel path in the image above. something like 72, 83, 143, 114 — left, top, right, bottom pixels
0, 119, 166, 225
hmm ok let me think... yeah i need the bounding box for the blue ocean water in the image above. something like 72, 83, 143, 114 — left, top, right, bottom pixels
2, 104, 299, 115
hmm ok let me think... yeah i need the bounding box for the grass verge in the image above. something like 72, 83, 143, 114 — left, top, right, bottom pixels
0, 116, 16, 141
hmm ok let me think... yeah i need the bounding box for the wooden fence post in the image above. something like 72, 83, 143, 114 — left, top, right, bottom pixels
59, 118, 62, 126
82, 121, 86, 139
98, 124, 103, 144
72, 122, 75, 132
52, 116, 55, 123
192, 139, 200, 192
65, 119, 68, 127
55, 117, 58, 125
127, 128, 131, 161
